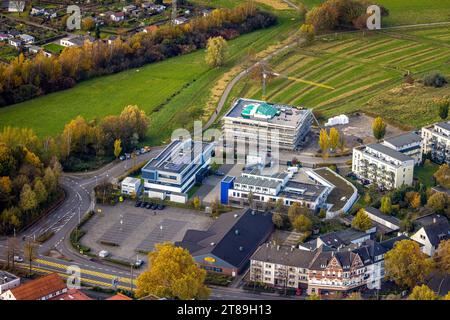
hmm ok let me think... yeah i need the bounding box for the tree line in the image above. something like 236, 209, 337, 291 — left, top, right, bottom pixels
0, 128, 62, 235
0, 4, 277, 107
0, 104, 149, 235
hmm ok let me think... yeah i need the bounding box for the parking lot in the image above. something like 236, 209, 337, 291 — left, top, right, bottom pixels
80, 201, 213, 262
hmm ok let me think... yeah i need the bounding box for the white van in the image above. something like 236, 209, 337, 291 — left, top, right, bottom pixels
98, 250, 110, 258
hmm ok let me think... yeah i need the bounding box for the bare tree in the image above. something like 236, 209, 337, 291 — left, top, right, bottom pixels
24, 239, 37, 276
6, 237, 19, 270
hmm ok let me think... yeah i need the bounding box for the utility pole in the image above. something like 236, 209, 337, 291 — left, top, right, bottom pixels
130, 263, 134, 292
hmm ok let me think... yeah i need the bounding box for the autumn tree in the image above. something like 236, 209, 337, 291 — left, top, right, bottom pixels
427, 192, 448, 214
384, 240, 434, 289
24, 239, 38, 276
135, 243, 210, 300
19, 184, 37, 212
272, 212, 284, 229
434, 239, 450, 274
306, 4, 338, 32
287, 202, 308, 223
372, 117, 386, 141
434, 164, 450, 188
292, 214, 312, 232
192, 196, 201, 210
352, 208, 372, 231
380, 196, 392, 214
329, 127, 340, 151
33, 178, 48, 205
205, 36, 228, 68
318, 128, 330, 158
114, 139, 122, 159
299, 23, 315, 44
408, 285, 438, 300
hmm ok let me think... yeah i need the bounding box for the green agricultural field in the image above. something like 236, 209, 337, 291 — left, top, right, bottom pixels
0, 11, 299, 146
226, 26, 450, 129
294, 0, 450, 26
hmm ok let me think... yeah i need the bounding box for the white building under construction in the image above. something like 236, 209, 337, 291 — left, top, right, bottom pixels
222, 98, 314, 151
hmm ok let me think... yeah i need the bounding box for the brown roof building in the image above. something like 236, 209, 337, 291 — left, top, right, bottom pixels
1, 273, 67, 300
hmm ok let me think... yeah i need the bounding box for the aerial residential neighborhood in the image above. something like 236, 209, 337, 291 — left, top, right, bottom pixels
0, 0, 449, 314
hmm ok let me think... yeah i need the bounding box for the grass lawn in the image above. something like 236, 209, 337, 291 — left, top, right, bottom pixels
414, 161, 439, 187
0, 10, 299, 146
293, 0, 450, 26
42, 43, 65, 54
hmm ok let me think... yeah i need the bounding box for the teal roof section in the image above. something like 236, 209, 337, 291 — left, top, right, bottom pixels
241, 103, 280, 119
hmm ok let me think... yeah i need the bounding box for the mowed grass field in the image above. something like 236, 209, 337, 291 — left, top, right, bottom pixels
293, 0, 450, 26
228, 25, 450, 129
0, 11, 299, 145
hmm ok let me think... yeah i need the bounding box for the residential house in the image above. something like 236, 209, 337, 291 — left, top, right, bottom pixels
60, 35, 94, 47
122, 4, 137, 13
410, 214, 449, 256
250, 239, 387, 294
0, 273, 67, 300
26, 45, 42, 54
176, 209, 274, 276
111, 12, 125, 22
18, 34, 35, 44
0, 33, 11, 41
422, 121, 450, 164
173, 17, 188, 25
49, 289, 92, 300
352, 143, 415, 190
8, 38, 23, 48
2, 0, 25, 12
0, 271, 20, 296
298, 229, 372, 251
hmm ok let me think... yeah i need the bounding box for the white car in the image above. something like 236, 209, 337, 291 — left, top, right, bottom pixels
98, 250, 110, 258
13, 256, 23, 262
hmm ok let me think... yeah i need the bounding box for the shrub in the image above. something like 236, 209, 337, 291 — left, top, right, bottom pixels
424, 72, 448, 88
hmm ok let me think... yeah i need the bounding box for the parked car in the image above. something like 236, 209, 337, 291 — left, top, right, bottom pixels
151, 203, 158, 210
146, 202, 153, 209
125, 153, 131, 159
13, 256, 23, 263
135, 201, 142, 207
119, 155, 126, 161
141, 201, 148, 208
134, 259, 144, 268
214, 170, 225, 176
157, 204, 165, 210
140, 147, 146, 154
99, 250, 109, 258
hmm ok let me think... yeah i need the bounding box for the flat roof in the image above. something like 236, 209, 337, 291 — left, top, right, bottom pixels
234, 176, 281, 189
122, 177, 140, 184
383, 132, 422, 148
224, 98, 312, 127
0, 271, 19, 284
142, 140, 213, 174
366, 143, 414, 162
282, 180, 327, 201
435, 121, 450, 131
313, 168, 356, 211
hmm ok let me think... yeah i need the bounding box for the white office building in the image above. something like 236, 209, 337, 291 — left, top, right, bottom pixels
121, 177, 141, 196
382, 131, 422, 165
141, 139, 215, 203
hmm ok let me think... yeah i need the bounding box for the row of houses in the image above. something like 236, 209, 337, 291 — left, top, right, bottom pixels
0, 273, 131, 300
249, 212, 449, 294
352, 120, 450, 191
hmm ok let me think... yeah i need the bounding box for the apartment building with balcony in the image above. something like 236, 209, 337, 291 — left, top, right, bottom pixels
352, 143, 415, 190
222, 98, 314, 151
422, 121, 450, 164
382, 131, 423, 165
250, 240, 387, 295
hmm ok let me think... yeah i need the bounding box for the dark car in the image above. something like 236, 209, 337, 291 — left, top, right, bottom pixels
214, 170, 225, 176
146, 202, 153, 209
141, 201, 148, 208
135, 201, 142, 207
157, 204, 165, 210
151, 203, 158, 210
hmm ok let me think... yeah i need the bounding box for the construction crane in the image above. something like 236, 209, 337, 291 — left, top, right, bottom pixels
261, 67, 335, 98
171, 0, 177, 25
